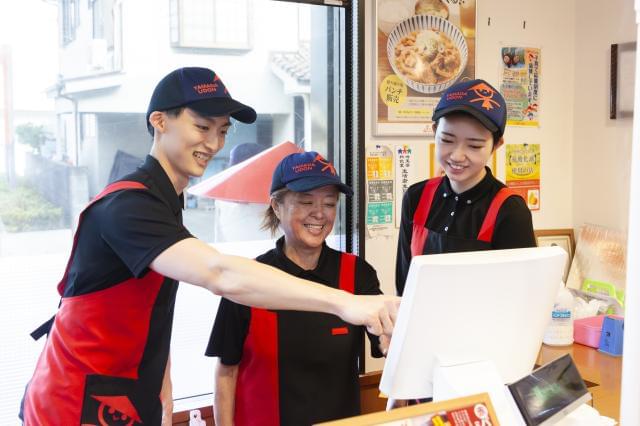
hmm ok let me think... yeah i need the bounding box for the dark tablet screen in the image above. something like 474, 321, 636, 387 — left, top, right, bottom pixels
508, 354, 590, 425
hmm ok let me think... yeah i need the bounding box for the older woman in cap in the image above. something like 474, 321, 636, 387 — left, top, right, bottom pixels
206, 151, 386, 426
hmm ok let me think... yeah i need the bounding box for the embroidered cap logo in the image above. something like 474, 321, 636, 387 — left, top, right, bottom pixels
468, 82, 501, 111
192, 72, 229, 96
313, 154, 336, 176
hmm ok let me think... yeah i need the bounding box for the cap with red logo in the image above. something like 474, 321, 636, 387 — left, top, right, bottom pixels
432, 79, 507, 137
270, 151, 353, 196
146, 67, 257, 134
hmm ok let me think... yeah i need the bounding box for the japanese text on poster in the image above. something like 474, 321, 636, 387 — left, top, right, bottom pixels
394, 145, 417, 228
505, 143, 540, 210
500, 47, 540, 127
366, 145, 394, 236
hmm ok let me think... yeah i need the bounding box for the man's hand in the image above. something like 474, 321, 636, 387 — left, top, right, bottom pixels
336, 294, 400, 336
379, 333, 391, 356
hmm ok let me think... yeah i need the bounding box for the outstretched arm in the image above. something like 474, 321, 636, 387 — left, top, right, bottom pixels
151, 238, 399, 336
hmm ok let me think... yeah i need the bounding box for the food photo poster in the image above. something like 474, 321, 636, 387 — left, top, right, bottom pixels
374, 0, 476, 136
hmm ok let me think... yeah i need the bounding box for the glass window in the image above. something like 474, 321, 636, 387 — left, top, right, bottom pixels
170, 0, 251, 49
61, 0, 80, 46
0, 0, 349, 419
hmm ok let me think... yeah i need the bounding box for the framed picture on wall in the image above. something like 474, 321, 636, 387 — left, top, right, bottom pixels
610, 41, 636, 119
535, 228, 575, 282
373, 0, 477, 136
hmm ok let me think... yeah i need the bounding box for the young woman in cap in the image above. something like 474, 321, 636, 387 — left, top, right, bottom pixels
21, 68, 398, 426
396, 79, 536, 296
207, 151, 387, 426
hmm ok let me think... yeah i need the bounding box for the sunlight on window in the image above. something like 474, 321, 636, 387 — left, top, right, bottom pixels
0, 0, 346, 421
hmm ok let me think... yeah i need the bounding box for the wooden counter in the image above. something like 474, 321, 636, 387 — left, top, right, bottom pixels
174, 343, 622, 425
537, 343, 622, 422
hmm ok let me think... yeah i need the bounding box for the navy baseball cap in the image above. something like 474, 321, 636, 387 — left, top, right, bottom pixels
146, 67, 257, 134
270, 151, 353, 196
432, 79, 507, 137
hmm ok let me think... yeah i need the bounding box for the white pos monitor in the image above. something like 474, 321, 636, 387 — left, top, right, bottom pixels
380, 246, 567, 400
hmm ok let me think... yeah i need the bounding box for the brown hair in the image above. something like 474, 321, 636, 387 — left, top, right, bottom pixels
261, 188, 290, 236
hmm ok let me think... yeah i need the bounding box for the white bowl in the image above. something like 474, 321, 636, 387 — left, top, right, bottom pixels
387, 14, 468, 94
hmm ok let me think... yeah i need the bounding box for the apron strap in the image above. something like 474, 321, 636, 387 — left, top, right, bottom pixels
31, 181, 147, 341
410, 177, 444, 257
477, 187, 519, 243
56, 180, 147, 296
338, 252, 356, 294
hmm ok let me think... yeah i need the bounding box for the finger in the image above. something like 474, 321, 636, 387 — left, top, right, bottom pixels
366, 316, 383, 336
380, 307, 394, 336
388, 297, 400, 324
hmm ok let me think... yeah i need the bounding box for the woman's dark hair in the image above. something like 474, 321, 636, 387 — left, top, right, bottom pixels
261, 188, 290, 236
434, 112, 501, 148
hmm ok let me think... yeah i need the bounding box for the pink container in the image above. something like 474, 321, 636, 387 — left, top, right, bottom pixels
574, 315, 624, 348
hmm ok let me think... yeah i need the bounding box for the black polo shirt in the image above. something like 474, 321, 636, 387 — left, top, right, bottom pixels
396, 167, 536, 295
64, 155, 193, 296
206, 237, 383, 425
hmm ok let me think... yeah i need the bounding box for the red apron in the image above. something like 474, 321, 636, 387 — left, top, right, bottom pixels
234, 252, 357, 426
23, 181, 176, 426
410, 176, 518, 257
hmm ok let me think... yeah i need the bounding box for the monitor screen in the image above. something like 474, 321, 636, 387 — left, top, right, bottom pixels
380, 246, 567, 399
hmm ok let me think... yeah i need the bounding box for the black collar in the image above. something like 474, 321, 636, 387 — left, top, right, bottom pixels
441, 167, 495, 205
139, 155, 184, 215
273, 236, 332, 282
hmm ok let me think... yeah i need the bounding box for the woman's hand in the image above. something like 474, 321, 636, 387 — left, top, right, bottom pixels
160, 357, 173, 426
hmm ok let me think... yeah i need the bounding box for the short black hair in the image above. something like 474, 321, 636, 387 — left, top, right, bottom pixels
434, 111, 501, 148
147, 106, 185, 137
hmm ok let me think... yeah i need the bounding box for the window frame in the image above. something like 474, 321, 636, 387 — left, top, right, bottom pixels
61, 0, 80, 46
169, 0, 252, 50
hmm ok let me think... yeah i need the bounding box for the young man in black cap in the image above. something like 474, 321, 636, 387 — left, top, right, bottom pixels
396, 79, 536, 296
21, 67, 399, 426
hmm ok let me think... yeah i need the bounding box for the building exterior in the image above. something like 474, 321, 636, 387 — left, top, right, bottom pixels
51, 0, 316, 197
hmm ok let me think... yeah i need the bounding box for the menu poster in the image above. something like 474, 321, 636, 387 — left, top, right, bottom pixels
374, 0, 477, 136
500, 47, 541, 127
505, 143, 540, 210
366, 144, 394, 236
378, 403, 494, 426
318, 393, 499, 426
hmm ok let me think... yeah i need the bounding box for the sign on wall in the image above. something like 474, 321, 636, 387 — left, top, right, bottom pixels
505, 143, 541, 210
374, 0, 477, 136
366, 144, 394, 236
499, 46, 541, 127
394, 144, 417, 228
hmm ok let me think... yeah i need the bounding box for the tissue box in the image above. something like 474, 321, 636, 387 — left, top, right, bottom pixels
574, 315, 623, 348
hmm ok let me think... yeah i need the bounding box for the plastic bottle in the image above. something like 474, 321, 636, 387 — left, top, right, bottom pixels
543, 282, 575, 346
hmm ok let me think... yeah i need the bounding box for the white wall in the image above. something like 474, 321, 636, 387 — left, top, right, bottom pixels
363, 0, 635, 371
572, 0, 636, 232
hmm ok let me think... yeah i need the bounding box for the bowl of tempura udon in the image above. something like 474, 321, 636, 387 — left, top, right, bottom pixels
387, 14, 468, 94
